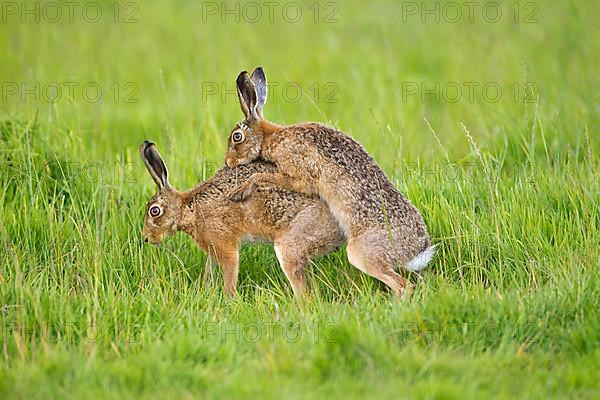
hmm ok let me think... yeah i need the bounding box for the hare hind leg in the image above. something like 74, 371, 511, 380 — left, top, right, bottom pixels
346, 235, 413, 297
275, 205, 344, 297
274, 243, 309, 297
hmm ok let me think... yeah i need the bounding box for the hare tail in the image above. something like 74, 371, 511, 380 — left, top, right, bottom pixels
405, 244, 438, 272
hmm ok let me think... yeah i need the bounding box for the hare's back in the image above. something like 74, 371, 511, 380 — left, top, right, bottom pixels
190, 160, 277, 201
279, 123, 426, 231
198, 160, 327, 229
281, 123, 391, 186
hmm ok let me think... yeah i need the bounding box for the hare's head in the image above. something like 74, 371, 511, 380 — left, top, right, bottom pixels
140, 141, 183, 244
225, 67, 272, 167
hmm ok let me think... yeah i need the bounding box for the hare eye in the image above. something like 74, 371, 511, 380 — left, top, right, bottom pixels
149, 205, 162, 218
232, 131, 244, 144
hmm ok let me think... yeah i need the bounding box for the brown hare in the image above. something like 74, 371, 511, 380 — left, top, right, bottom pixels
140, 140, 344, 296
225, 67, 435, 297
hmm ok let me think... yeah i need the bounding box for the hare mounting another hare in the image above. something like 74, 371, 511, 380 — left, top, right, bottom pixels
225, 67, 436, 297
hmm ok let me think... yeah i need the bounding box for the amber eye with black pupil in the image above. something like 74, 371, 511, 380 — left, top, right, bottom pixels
149, 205, 162, 218
232, 131, 244, 144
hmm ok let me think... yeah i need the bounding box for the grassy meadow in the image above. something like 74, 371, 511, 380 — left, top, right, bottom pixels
1, 0, 599, 398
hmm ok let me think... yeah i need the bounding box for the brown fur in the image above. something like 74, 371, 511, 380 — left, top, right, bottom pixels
140, 141, 344, 296
225, 68, 434, 296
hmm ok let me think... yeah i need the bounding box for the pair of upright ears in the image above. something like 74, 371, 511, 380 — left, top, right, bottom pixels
237, 67, 268, 121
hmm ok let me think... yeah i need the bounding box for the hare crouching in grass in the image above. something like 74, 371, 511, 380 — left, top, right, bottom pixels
224, 68, 436, 297
140, 141, 344, 296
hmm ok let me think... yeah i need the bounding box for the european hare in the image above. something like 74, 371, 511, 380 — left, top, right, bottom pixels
140, 141, 343, 296
225, 67, 435, 296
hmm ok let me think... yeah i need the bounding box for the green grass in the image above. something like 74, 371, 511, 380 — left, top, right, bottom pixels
1, 0, 599, 398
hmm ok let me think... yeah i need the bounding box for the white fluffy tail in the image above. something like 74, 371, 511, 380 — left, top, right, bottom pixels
405, 244, 438, 272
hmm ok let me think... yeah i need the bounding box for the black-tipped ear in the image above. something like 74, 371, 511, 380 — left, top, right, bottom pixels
140, 141, 170, 190
250, 67, 267, 117
236, 71, 259, 121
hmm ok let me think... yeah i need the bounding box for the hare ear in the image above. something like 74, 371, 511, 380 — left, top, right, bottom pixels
140, 141, 170, 190
250, 67, 267, 118
236, 71, 259, 121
